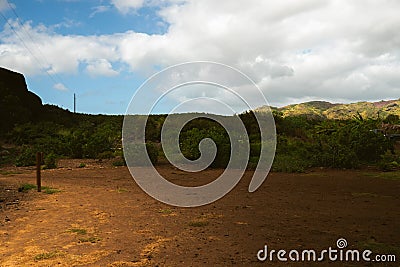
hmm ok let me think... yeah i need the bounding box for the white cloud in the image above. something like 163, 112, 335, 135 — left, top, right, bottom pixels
0, 0, 10, 12
0, 0, 400, 107
89, 5, 110, 18
54, 83, 69, 91
0, 20, 120, 75
110, 0, 145, 14
86, 59, 119, 77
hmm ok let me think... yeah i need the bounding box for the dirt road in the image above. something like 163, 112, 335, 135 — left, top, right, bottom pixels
1, 160, 399, 266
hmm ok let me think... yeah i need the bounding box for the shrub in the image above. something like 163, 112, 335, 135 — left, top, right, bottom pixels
378, 150, 399, 171
247, 156, 260, 170
78, 163, 86, 168
146, 143, 159, 165
124, 142, 158, 166
97, 151, 115, 159
18, 183, 37, 192
272, 154, 308, 173
43, 153, 57, 169
112, 158, 126, 166
15, 146, 36, 167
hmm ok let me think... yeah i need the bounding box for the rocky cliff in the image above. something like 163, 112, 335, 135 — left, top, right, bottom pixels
0, 67, 43, 131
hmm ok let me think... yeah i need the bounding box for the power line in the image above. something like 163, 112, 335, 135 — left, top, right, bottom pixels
0, 11, 59, 85
1, 1, 72, 92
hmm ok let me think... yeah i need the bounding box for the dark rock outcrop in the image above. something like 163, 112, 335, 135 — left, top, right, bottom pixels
0, 67, 43, 131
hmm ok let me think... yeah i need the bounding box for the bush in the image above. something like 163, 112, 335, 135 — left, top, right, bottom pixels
314, 145, 360, 169
112, 158, 126, 166
97, 151, 115, 159
43, 153, 57, 169
178, 127, 230, 168
272, 154, 308, 173
78, 163, 86, 168
378, 150, 399, 171
312, 120, 392, 168
15, 146, 36, 167
146, 143, 159, 165
124, 142, 158, 166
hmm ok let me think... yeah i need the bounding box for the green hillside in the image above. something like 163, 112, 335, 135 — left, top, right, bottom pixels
259, 99, 400, 120
1, 67, 399, 172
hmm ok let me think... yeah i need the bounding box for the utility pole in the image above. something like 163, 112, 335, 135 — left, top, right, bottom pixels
74, 93, 76, 113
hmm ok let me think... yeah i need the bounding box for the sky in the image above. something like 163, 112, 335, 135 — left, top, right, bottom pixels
0, 0, 399, 114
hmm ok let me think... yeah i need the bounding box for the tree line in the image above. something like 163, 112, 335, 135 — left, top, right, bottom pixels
0, 108, 398, 172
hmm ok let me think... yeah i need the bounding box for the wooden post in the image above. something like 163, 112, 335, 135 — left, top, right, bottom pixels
36, 152, 42, 192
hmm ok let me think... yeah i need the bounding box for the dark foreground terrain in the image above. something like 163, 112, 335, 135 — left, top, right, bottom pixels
0, 160, 399, 266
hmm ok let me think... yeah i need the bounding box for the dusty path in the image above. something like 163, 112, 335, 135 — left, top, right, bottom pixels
0, 161, 399, 266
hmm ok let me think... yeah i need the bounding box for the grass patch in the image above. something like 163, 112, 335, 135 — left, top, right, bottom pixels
18, 183, 37, 192
18, 184, 60, 194
363, 172, 400, 181
188, 220, 209, 227
78, 163, 86, 168
68, 228, 87, 235
116, 187, 128, 193
41, 186, 60, 194
112, 159, 126, 167
158, 208, 173, 214
78, 236, 101, 243
34, 251, 62, 261
0, 170, 22, 176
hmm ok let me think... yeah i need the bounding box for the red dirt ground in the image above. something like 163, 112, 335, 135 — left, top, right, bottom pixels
0, 159, 399, 266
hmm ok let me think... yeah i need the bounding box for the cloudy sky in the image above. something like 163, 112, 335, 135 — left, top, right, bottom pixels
0, 0, 399, 114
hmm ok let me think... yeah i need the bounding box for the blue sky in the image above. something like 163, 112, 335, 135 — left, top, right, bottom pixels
1, 0, 399, 114
1, 0, 168, 114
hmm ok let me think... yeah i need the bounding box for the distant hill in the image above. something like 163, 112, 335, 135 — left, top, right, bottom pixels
0, 67, 78, 133
257, 99, 400, 120
1, 66, 399, 129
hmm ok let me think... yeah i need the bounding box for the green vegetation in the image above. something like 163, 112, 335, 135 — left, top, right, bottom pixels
78, 236, 101, 243
0, 170, 22, 175
112, 159, 125, 166
43, 152, 57, 169
18, 183, 37, 192
41, 186, 61, 194
116, 187, 128, 193
1, 114, 123, 167
3, 66, 399, 172
261, 99, 400, 120
377, 151, 400, 171
158, 208, 173, 214
68, 228, 87, 235
34, 251, 62, 261
78, 163, 86, 168
1, 95, 399, 173
188, 220, 209, 227
67, 227, 101, 243
17, 183, 60, 194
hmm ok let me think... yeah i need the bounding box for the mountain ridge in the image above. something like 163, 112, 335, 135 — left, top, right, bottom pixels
257, 99, 400, 120
1, 66, 399, 123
